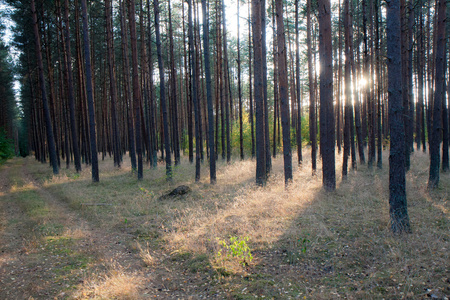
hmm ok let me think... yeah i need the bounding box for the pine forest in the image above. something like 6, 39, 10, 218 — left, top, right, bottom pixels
0, 0, 449, 298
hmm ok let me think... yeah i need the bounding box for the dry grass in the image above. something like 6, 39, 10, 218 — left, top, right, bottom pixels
24, 148, 449, 299
71, 263, 144, 300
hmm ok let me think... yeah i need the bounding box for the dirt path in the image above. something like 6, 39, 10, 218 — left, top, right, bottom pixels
0, 159, 206, 299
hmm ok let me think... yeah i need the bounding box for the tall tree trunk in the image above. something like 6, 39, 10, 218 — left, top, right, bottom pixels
337, 0, 342, 153
188, 0, 201, 181
222, 0, 231, 163
276, 0, 293, 185
63, 0, 81, 172
248, 4, 255, 159
237, 0, 244, 161
307, 0, 317, 174
343, 0, 351, 177
387, 0, 410, 233
262, 0, 271, 176
295, 0, 302, 165
168, 0, 181, 166
120, 0, 136, 171
375, 0, 382, 169
429, 0, 447, 187
272, 0, 278, 159
400, 0, 410, 171
154, 0, 172, 180
253, 0, 266, 186
31, 0, 59, 175
416, 5, 425, 152
80, 0, 99, 181
128, 0, 143, 179
318, 0, 336, 190
105, 0, 121, 168
201, 0, 216, 184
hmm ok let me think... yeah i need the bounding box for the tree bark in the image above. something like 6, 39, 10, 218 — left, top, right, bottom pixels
188, 0, 201, 181
318, 0, 336, 190
80, 0, 99, 181
387, 0, 411, 233
63, 0, 81, 172
253, 0, 266, 186
307, 0, 317, 174
276, 0, 293, 185
31, 0, 59, 175
429, 0, 447, 187
154, 0, 172, 180
201, 0, 216, 184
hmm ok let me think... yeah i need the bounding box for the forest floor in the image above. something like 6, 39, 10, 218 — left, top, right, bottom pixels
0, 149, 449, 299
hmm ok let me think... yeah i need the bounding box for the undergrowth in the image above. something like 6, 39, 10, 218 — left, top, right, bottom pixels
16, 149, 450, 299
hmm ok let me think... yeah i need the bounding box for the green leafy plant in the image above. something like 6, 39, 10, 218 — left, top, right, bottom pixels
216, 236, 253, 267
299, 236, 311, 254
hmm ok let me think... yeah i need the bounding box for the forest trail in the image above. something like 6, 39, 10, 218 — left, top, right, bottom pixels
0, 158, 205, 299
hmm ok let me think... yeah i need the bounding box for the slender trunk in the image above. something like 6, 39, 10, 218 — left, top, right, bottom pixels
222, 0, 231, 163
295, 0, 302, 164
343, 0, 351, 177
188, 0, 201, 181
154, 0, 172, 180
429, 0, 447, 186
202, 0, 216, 183
318, 0, 335, 190
272, 0, 278, 158
249, 3, 255, 159
168, 0, 180, 166
106, 0, 121, 167
237, 0, 244, 160
120, 0, 136, 170
80, 0, 99, 181
276, 0, 293, 185
63, 0, 81, 172
253, 0, 266, 186
262, 0, 271, 176
31, 0, 59, 175
307, 0, 317, 173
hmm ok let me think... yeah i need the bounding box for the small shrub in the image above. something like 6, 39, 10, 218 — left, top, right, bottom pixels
216, 236, 253, 267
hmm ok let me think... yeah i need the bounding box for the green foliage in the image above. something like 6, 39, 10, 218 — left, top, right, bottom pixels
298, 235, 311, 254
216, 236, 253, 267
0, 128, 14, 164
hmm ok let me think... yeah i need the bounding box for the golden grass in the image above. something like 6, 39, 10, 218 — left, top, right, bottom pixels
71, 264, 144, 300
25, 148, 450, 298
